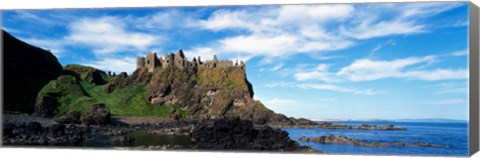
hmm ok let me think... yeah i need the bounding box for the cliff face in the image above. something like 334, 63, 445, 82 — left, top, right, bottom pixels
3, 30, 63, 113
111, 65, 311, 126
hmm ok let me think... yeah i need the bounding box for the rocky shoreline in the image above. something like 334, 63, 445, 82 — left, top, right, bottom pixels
2, 114, 319, 152
2, 113, 410, 153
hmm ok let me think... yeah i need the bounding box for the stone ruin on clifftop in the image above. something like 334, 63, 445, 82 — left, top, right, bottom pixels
136, 49, 245, 72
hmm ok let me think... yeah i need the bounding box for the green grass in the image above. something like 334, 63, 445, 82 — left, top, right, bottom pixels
41, 75, 187, 117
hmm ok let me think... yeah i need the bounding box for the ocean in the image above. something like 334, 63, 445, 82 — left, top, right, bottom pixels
283, 121, 468, 156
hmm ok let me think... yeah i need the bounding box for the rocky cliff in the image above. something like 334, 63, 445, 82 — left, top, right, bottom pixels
3, 30, 63, 113
106, 64, 315, 126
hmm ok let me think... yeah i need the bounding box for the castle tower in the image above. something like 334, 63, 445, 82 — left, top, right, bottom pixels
174, 49, 186, 69
146, 52, 159, 72
213, 54, 218, 67
162, 53, 174, 68
136, 57, 145, 69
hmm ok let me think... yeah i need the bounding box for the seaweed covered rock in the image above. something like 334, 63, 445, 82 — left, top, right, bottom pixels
80, 103, 111, 125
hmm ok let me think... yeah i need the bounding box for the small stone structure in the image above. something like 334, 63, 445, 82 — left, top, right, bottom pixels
136, 49, 245, 72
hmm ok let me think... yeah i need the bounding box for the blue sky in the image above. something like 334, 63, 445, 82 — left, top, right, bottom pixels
1, 2, 469, 120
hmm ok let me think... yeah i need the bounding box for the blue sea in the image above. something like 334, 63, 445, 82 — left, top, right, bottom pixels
283, 121, 468, 156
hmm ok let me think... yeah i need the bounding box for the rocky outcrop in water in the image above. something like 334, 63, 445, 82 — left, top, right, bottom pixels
392, 142, 446, 148
299, 135, 446, 149
315, 122, 406, 130
191, 117, 318, 152
299, 135, 387, 148
3, 30, 63, 114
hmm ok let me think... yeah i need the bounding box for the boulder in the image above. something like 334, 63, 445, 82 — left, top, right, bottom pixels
26, 122, 42, 135
3, 123, 16, 137
54, 111, 81, 124
103, 72, 128, 93
48, 124, 65, 137
191, 117, 315, 152
34, 92, 61, 117
80, 103, 111, 125
63, 64, 108, 85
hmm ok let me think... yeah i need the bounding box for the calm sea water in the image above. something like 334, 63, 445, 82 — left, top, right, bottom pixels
283, 121, 468, 156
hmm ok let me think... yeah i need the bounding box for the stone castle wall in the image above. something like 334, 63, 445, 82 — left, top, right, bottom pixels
136, 49, 245, 72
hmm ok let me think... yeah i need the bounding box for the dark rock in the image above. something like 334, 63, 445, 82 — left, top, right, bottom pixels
3, 123, 16, 137
34, 92, 61, 117
26, 122, 42, 135
63, 64, 108, 85
103, 72, 128, 93
191, 117, 317, 152
393, 142, 446, 148
54, 111, 81, 124
48, 124, 65, 137
3, 30, 63, 114
171, 111, 182, 120
113, 135, 135, 146
80, 103, 111, 125
299, 135, 387, 148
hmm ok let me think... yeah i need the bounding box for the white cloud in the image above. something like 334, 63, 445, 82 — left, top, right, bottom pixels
294, 64, 339, 82
189, 3, 461, 63
66, 16, 161, 55
423, 99, 466, 106
400, 69, 468, 81
263, 98, 297, 106
265, 81, 295, 88
450, 49, 468, 56
336, 56, 437, 81
298, 83, 375, 95
13, 11, 57, 26
84, 57, 137, 74
295, 55, 467, 82
270, 63, 284, 72
427, 82, 467, 94
340, 20, 425, 39
20, 38, 65, 57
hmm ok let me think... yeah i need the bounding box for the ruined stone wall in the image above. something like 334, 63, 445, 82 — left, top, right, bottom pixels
136, 57, 145, 69
146, 52, 160, 72
137, 50, 244, 71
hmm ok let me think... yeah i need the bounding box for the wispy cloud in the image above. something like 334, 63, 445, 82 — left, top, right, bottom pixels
263, 98, 297, 106
84, 57, 137, 74
19, 38, 65, 57
66, 16, 161, 56
423, 99, 466, 105
449, 49, 468, 56
295, 55, 467, 82
298, 83, 376, 95
13, 11, 58, 26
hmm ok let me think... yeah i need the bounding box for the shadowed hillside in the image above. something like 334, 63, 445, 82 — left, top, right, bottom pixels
2, 30, 63, 113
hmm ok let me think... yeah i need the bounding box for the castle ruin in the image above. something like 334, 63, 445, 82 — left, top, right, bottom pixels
136, 49, 245, 72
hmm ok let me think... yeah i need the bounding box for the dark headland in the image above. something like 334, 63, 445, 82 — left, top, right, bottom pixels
2, 30, 405, 152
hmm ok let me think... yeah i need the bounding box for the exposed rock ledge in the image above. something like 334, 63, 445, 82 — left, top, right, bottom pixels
269, 122, 406, 130
299, 135, 446, 148
299, 135, 387, 148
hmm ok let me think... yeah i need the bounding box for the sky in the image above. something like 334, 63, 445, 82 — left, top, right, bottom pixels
1, 2, 470, 120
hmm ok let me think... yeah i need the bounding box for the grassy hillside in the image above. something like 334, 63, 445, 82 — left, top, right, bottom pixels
38, 70, 187, 117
